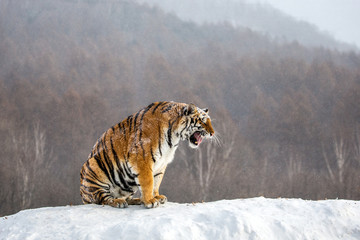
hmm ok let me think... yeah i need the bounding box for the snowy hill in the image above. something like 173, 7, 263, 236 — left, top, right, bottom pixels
1, 198, 360, 240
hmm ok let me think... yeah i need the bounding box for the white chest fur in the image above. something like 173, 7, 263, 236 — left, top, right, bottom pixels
153, 128, 180, 174
154, 144, 178, 174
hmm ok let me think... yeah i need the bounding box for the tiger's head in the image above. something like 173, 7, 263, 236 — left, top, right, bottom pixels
180, 103, 215, 148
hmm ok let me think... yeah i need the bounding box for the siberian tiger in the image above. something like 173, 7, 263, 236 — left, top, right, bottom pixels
80, 101, 214, 208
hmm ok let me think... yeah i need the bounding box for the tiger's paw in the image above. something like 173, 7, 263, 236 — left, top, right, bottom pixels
126, 197, 142, 205
143, 198, 160, 209
155, 195, 167, 204
109, 198, 128, 208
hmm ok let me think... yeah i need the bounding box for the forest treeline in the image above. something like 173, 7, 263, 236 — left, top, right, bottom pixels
1, 0, 360, 215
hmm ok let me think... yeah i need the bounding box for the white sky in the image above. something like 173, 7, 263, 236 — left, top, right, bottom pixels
252, 0, 360, 48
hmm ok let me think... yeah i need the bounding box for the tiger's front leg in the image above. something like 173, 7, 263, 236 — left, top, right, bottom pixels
153, 168, 167, 204
126, 197, 142, 205
137, 169, 160, 208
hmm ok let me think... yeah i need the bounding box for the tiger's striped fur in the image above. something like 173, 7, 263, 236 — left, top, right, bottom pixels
80, 101, 214, 208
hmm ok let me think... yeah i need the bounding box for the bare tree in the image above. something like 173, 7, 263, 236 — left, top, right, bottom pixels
11, 123, 54, 210
260, 156, 268, 193
354, 125, 360, 165
322, 134, 350, 186
286, 150, 302, 182
322, 143, 336, 184
334, 135, 349, 184
285, 149, 302, 196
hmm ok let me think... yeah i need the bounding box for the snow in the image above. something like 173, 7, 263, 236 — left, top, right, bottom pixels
1, 197, 360, 240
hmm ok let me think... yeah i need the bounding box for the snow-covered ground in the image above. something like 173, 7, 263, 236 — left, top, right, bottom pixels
1, 197, 359, 240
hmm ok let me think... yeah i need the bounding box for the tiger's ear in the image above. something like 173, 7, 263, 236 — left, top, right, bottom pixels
184, 103, 196, 116
203, 108, 209, 114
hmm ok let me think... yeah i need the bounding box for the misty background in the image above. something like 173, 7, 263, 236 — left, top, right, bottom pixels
1, 0, 359, 216
255, 0, 360, 48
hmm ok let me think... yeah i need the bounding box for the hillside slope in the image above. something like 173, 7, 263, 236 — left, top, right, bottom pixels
137, 0, 355, 51
1, 198, 359, 240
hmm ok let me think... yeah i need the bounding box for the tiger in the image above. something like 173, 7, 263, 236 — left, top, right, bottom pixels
80, 101, 215, 208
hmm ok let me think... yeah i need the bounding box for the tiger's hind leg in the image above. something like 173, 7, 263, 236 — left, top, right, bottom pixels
80, 184, 128, 208
81, 158, 129, 208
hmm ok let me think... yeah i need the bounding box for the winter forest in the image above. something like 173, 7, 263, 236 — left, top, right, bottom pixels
1, 0, 360, 216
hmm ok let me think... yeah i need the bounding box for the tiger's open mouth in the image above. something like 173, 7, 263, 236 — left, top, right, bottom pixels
190, 131, 203, 146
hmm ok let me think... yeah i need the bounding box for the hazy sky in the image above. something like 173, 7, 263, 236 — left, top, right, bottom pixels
253, 0, 360, 48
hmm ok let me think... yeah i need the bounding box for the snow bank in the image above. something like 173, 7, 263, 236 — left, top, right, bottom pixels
1, 197, 360, 240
